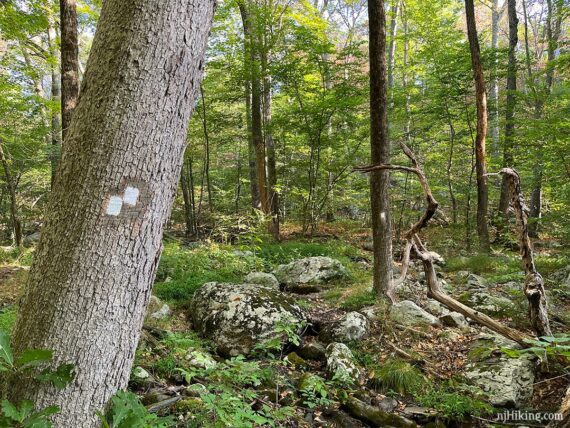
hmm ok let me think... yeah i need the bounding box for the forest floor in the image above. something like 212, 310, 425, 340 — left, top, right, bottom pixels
0, 222, 569, 427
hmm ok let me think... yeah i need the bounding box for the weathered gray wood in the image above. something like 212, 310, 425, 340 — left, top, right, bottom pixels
8, 0, 215, 426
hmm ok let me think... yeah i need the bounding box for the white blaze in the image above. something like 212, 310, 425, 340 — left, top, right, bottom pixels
107, 196, 123, 216
123, 186, 140, 206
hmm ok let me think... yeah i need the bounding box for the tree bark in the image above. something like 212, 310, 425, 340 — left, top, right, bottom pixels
238, 2, 261, 211
499, 168, 551, 336
387, 0, 399, 92
8, 1, 215, 426
60, 0, 80, 142
498, 0, 518, 234
264, 71, 280, 239
465, 0, 490, 252
0, 139, 22, 248
47, 22, 62, 188
368, 0, 393, 297
489, 0, 504, 156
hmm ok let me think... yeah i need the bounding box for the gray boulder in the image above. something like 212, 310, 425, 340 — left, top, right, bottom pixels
439, 312, 468, 329
465, 355, 535, 408
470, 291, 516, 315
146, 296, 171, 320
325, 343, 360, 382
424, 299, 450, 317
390, 300, 441, 327
320, 312, 369, 343
273, 256, 346, 293
244, 272, 280, 289
190, 282, 306, 357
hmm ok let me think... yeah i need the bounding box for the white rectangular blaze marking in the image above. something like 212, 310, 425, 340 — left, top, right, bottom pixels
107, 196, 123, 216
123, 186, 140, 206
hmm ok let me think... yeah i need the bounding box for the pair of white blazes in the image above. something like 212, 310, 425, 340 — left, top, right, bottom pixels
106, 186, 140, 216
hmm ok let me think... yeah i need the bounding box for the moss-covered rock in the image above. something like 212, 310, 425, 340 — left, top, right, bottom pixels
273, 256, 347, 293
190, 282, 306, 357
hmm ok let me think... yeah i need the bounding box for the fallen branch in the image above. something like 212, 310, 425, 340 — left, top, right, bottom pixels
356, 142, 531, 346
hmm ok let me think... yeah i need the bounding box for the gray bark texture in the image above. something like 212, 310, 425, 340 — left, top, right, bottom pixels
8, 0, 215, 426
368, 0, 393, 296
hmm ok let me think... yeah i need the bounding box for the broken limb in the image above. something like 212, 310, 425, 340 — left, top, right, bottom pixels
355, 142, 531, 346
495, 168, 551, 336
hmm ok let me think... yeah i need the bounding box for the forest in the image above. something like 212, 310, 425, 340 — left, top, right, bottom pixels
0, 0, 569, 426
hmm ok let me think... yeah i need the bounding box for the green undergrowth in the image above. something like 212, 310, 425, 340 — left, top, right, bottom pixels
0, 306, 17, 334
154, 240, 365, 302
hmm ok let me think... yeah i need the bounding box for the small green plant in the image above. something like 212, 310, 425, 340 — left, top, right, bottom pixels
372, 359, 426, 396
418, 385, 494, 419
298, 373, 332, 409
0, 330, 75, 427
501, 334, 570, 362
253, 318, 305, 358
98, 391, 172, 428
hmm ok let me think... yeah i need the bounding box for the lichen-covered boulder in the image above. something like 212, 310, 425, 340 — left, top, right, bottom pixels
464, 331, 535, 408
243, 272, 280, 289
424, 299, 449, 317
390, 300, 441, 327
190, 282, 306, 357
273, 257, 347, 293
465, 355, 535, 408
439, 312, 469, 329
325, 343, 360, 382
470, 291, 516, 315
320, 312, 369, 343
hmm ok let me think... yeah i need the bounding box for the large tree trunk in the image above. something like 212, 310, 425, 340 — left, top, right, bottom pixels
8, 1, 215, 426
60, 0, 80, 141
368, 0, 393, 296
238, 2, 261, 210
0, 139, 22, 248
465, 0, 490, 253
489, 0, 502, 156
498, 0, 518, 235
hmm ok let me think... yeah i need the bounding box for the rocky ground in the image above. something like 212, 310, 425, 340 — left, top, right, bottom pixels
1, 235, 569, 427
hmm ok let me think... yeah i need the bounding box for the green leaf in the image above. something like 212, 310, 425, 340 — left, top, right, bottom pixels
1, 399, 22, 421
0, 331, 14, 367
16, 349, 53, 369
37, 364, 75, 389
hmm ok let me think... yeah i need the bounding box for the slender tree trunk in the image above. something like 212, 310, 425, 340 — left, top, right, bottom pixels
444, 101, 458, 224
368, 0, 393, 297
199, 85, 213, 211
489, 0, 501, 156
47, 23, 62, 188
262, 49, 279, 239
465, 0, 491, 252
7, 1, 215, 426
238, 2, 261, 210
498, 0, 518, 235
387, 0, 399, 92
0, 139, 22, 248
181, 155, 196, 238
60, 0, 80, 141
